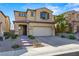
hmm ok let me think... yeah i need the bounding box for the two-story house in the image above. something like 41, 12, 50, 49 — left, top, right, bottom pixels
13, 7, 55, 36
0, 11, 10, 33
64, 10, 79, 33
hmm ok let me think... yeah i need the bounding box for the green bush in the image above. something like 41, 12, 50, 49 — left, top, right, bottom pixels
12, 44, 20, 49
4, 32, 10, 39
68, 34, 76, 40
11, 34, 18, 39
5, 36, 10, 39
61, 35, 65, 38
4, 32, 18, 39
28, 35, 35, 39
3, 32, 10, 36
4, 32, 10, 36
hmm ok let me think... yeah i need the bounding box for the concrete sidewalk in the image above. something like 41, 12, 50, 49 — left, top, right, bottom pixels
20, 43, 79, 56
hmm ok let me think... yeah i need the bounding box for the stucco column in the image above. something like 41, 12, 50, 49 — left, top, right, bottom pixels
15, 24, 19, 35
73, 25, 77, 33
52, 25, 55, 36
27, 23, 29, 36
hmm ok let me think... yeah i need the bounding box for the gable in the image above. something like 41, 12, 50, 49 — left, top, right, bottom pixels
36, 7, 53, 13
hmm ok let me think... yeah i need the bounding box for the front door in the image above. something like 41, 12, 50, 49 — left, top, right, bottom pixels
23, 25, 27, 35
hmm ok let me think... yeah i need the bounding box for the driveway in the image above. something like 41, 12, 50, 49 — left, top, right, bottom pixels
36, 36, 79, 47
21, 36, 79, 56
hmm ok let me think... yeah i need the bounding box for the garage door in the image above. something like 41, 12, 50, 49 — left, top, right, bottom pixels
32, 27, 52, 36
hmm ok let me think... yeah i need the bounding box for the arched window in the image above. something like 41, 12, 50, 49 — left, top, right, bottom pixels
40, 12, 49, 20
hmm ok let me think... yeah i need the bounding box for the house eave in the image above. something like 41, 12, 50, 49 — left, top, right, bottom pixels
13, 20, 55, 24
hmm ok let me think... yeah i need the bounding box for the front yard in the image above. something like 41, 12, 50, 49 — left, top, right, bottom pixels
56, 32, 79, 41
0, 33, 44, 52
0, 32, 22, 52
0, 32, 79, 56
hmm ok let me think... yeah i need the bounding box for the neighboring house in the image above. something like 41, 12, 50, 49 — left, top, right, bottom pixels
0, 11, 10, 33
64, 10, 79, 33
13, 7, 55, 36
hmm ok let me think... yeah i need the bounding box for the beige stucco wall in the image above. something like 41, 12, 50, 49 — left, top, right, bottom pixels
14, 8, 55, 36
14, 8, 54, 22
14, 22, 55, 36
0, 13, 6, 33
14, 23, 28, 34
64, 12, 79, 33
26, 11, 36, 21
5, 16, 10, 32
35, 8, 53, 22
14, 11, 26, 21
73, 22, 79, 33
65, 12, 79, 22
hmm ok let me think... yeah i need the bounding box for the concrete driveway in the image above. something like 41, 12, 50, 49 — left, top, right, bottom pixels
36, 36, 79, 47
21, 36, 79, 56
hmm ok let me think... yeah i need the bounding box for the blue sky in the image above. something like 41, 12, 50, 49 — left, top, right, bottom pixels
0, 3, 79, 29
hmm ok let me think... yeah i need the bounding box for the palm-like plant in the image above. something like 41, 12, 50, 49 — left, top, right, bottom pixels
55, 14, 69, 33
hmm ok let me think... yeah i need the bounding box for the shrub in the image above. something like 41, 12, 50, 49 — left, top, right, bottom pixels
12, 44, 20, 49
68, 34, 76, 40
11, 34, 18, 39
28, 35, 35, 39
61, 35, 65, 38
4, 32, 9, 36
4, 32, 10, 39
4, 32, 19, 39
4, 32, 10, 36
5, 36, 10, 39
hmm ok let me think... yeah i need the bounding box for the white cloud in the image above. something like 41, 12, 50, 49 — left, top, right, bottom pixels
65, 3, 79, 7
72, 8, 79, 11
64, 3, 79, 11
22, 3, 79, 15
65, 3, 79, 9
46, 5, 63, 15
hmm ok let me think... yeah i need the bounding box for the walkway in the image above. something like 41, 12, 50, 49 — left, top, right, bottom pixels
20, 35, 32, 47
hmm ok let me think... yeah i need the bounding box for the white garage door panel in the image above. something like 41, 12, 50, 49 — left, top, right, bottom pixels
32, 27, 52, 36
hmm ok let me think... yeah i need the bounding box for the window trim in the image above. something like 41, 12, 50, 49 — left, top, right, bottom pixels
40, 12, 49, 20
19, 12, 26, 17
31, 11, 35, 17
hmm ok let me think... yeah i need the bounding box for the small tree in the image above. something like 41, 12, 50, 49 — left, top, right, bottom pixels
55, 14, 69, 33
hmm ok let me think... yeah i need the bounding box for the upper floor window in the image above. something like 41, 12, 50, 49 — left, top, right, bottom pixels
19, 13, 26, 17
31, 11, 35, 16
40, 12, 49, 20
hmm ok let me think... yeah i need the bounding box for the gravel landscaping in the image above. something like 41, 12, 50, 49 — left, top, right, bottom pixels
56, 33, 79, 41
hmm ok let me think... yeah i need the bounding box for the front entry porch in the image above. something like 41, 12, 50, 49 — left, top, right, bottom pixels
19, 25, 27, 36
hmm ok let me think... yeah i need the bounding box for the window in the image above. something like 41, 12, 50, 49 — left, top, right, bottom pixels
19, 13, 26, 17
40, 12, 49, 20
31, 12, 35, 16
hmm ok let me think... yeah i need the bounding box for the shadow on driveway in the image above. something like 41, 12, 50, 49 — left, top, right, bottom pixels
36, 36, 79, 47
